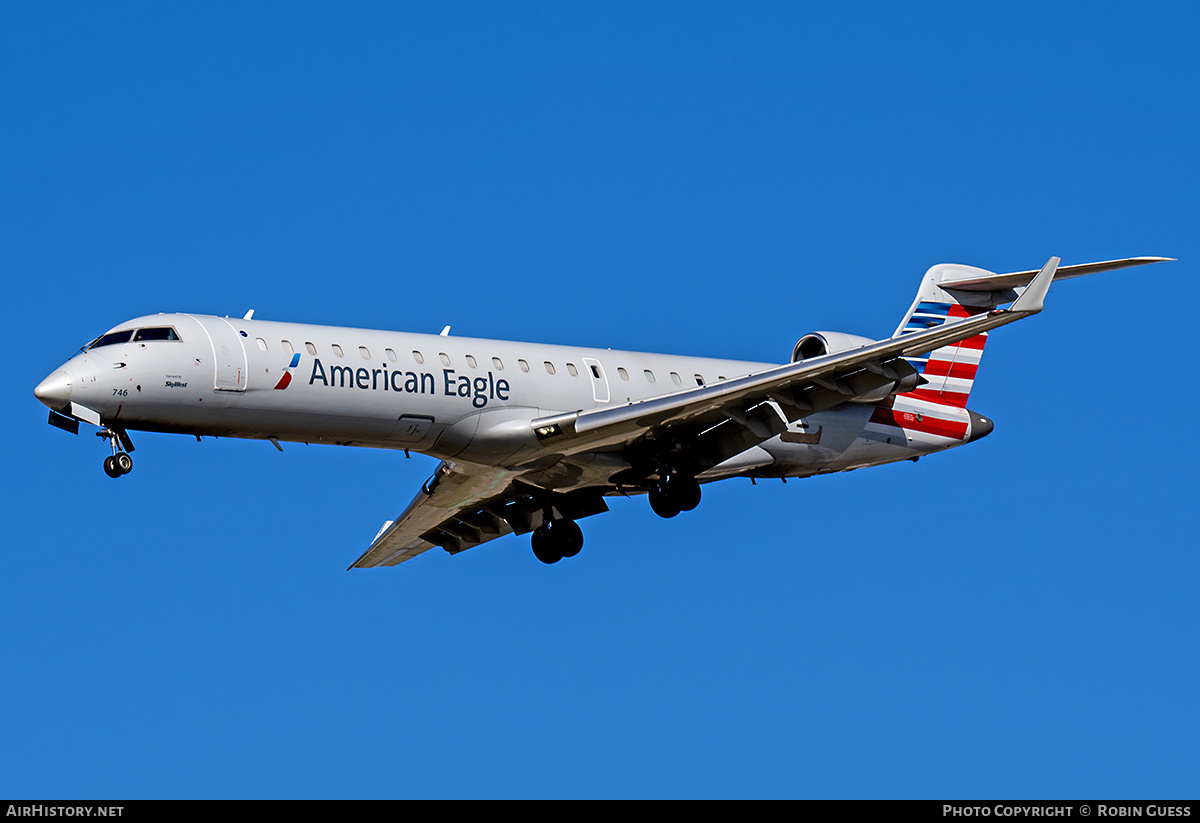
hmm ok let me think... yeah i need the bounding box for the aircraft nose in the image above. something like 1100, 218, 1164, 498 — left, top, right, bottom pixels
34, 369, 73, 410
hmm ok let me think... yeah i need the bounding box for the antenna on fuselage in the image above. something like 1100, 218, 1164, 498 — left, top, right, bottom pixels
440, 326, 450, 336
243, 309, 255, 320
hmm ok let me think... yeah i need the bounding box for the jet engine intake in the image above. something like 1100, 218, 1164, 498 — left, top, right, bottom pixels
791, 331, 874, 362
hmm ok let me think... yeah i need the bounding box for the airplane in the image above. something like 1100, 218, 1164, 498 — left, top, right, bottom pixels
33, 255, 1170, 567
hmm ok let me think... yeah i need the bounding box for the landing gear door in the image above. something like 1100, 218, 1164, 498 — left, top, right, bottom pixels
199, 316, 249, 392
582, 357, 610, 404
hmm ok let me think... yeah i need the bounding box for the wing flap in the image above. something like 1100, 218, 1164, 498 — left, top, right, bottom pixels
349, 462, 523, 568
349, 462, 612, 568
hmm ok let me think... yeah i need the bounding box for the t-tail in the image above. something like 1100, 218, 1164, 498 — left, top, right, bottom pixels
892, 256, 1172, 408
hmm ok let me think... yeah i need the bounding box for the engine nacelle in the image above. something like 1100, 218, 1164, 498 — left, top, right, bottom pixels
791, 331, 874, 362
790, 331, 921, 404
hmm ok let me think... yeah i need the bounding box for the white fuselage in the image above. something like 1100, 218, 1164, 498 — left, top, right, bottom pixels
37, 312, 983, 489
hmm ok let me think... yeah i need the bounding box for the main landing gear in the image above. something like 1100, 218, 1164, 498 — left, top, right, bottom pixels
530, 517, 584, 565
525, 467, 701, 564
97, 427, 135, 478
647, 468, 701, 519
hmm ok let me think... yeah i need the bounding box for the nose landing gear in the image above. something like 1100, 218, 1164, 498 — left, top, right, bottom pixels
97, 427, 135, 478
103, 452, 133, 478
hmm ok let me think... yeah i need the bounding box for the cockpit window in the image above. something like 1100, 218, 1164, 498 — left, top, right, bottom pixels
87, 326, 182, 350
132, 328, 178, 340
133, 327, 180, 342
89, 329, 134, 349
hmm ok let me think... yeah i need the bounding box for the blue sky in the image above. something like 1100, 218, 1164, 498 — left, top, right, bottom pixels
2, 3, 1197, 798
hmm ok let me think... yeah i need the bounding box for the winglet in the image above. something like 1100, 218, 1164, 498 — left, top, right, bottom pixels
1009, 256, 1059, 314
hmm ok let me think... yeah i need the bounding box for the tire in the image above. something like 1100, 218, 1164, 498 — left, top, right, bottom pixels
666, 473, 701, 512
103, 456, 122, 478
531, 526, 562, 564
648, 484, 680, 518
551, 519, 584, 558
115, 452, 133, 474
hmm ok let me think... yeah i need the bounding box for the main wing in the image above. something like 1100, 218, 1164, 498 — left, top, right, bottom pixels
349, 275, 1024, 568
348, 459, 609, 568
352, 256, 1168, 567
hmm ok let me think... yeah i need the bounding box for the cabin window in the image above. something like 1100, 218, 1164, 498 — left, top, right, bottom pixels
305, 342, 317, 356
644, 370, 656, 383
544, 361, 556, 375
256, 338, 268, 352
132, 327, 180, 342
412, 350, 424, 365
670, 372, 681, 385
718, 375, 727, 381
694, 374, 705, 386
466, 355, 477, 368
282, 340, 294, 355
590, 365, 601, 379
359, 346, 371, 360
566, 363, 578, 376
518, 359, 530, 372
493, 357, 504, 370
385, 348, 397, 362
332, 344, 344, 357
440, 353, 451, 366
618, 367, 629, 381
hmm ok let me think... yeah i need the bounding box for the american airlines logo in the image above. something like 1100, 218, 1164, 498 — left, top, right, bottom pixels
298, 357, 511, 408
273, 353, 301, 390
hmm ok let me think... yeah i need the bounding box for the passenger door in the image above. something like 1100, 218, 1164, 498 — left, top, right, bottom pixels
197, 316, 249, 391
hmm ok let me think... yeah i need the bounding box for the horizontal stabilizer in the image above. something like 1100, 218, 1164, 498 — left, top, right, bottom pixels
936, 256, 1172, 292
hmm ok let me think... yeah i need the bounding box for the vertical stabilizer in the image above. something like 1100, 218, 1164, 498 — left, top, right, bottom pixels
892, 264, 1002, 408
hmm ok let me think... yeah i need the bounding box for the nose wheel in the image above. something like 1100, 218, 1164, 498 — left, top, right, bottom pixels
97, 427, 135, 478
103, 452, 133, 478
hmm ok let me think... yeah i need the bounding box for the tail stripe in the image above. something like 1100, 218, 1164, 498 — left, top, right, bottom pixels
868, 405, 968, 440
899, 300, 990, 408
922, 360, 979, 380
906, 388, 970, 407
